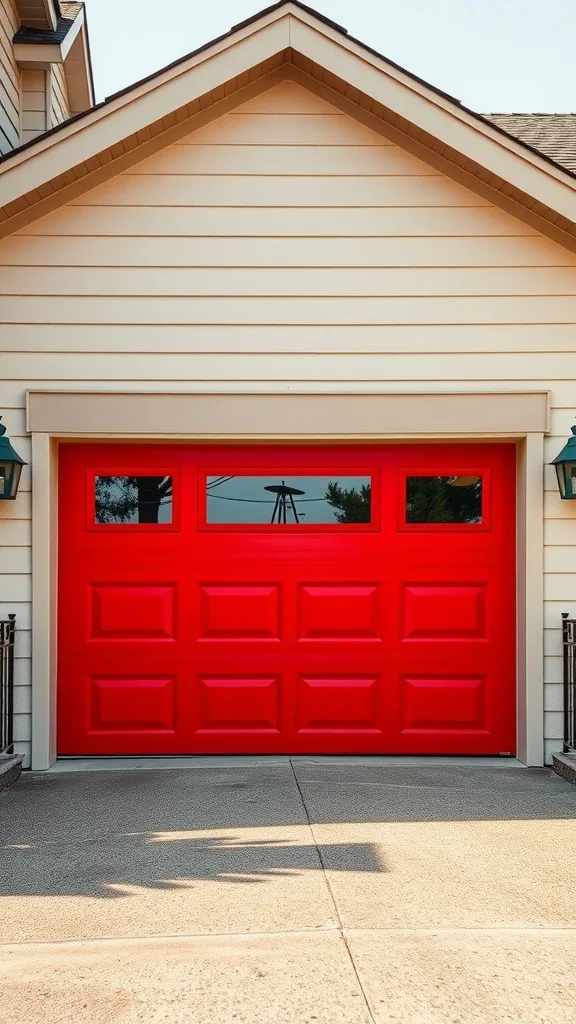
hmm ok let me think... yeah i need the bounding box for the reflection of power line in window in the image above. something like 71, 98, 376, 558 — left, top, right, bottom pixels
206, 475, 235, 490
207, 494, 327, 503
206, 475, 328, 503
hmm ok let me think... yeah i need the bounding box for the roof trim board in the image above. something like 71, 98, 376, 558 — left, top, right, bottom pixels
1, 1, 576, 242
64, 13, 94, 114
0, 14, 289, 204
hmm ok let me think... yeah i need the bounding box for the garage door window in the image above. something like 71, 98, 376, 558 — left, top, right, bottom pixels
205, 474, 372, 525
405, 474, 483, 525
95, 475, 173, 525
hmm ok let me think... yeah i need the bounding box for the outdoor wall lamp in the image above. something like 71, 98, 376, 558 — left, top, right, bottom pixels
0, 417, 26, 500
551, 424, 576, 499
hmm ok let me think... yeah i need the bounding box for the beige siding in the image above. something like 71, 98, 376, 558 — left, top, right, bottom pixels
1, 80, 575, 765
0, 0, 20, 154
49, 62, 70, 128
20, 69, 47, 144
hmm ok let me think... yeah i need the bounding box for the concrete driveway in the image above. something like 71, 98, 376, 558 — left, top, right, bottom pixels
1, 759, 576, 1023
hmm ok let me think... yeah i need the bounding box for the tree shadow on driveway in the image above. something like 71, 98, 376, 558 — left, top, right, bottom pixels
1, 761, 574, 900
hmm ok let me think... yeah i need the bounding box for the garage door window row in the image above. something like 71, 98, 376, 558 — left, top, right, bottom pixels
93, 471, 484, 529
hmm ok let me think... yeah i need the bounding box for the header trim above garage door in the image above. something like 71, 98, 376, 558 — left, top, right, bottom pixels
26, 390, 550, 437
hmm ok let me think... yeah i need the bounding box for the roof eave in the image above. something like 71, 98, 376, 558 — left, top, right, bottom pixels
14, 0, 59, 31
13, 4, 84, 59
1, 1, 576, 240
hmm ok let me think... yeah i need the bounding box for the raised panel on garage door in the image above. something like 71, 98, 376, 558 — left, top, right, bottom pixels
58, 443, 516, 755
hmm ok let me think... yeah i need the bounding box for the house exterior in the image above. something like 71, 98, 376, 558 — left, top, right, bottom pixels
1, 1, 575, 770
1, 0, 93, 153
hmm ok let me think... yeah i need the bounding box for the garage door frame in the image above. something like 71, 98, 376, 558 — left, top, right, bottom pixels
27, 389, 548, 769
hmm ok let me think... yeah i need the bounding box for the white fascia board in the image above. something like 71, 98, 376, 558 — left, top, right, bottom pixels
289, 16, 576, 222
43, 0, 58, 30
64, 25, 94, 113
14, 42, 62, 63
14, 7, 84, 65
60, 7, 84, 60
0, 14, 290, 206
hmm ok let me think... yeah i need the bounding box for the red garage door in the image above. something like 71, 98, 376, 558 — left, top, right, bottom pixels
58, 443, 516, 756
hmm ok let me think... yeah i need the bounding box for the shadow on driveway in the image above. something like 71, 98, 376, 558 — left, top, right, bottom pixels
0, 761, 574, 900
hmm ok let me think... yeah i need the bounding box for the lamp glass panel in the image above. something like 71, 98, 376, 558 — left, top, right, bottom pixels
0, 462, 19, 499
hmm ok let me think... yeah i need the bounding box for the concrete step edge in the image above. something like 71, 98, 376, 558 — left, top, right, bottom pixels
0, 753, 23, 791
552, 751, 576, 786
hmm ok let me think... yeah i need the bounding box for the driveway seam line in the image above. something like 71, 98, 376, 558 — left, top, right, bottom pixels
4, 924, 576, 953
0, 927, 342, 951
289, 758, 377, 1024
4, 923, 575, 951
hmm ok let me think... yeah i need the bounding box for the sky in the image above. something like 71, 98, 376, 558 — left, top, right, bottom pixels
85, 0, 576, 112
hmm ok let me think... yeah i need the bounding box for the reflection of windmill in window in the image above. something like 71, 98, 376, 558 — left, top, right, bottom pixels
205, 474, 372, 524
264, 481, 305, 524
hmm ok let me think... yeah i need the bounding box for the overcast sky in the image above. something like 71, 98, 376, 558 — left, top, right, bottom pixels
86, 0, 576, 112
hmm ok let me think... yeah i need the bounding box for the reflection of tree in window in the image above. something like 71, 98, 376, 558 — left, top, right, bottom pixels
325, 481, 371, 523
406, 476, 481, 524
95, 476, 172, 524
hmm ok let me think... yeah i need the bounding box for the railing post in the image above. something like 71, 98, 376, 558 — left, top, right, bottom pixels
0, 614, 16, 756
562, 612, 576, 754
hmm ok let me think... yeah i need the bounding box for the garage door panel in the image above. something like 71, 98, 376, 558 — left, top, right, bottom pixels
400, 582, 487, 641
295, 674, 383, 734
198, 583, 282, 641
58, 443, 515, 755
399, 672, 489, 734
89, 583, 178, 641
87, 674, 178, 735
393, 572, 511, 653
196, 675, 282, 733
297, 582, 383, 641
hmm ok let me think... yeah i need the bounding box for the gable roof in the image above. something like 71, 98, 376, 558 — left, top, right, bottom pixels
1, 0, 576, 249
4, 0, 571, 177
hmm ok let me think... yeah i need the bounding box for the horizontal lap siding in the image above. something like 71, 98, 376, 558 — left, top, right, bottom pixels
14, 207, 542, 238
49, 62, 70, 127
4, 266, 576, 295
68, 175, 493, 208
0, 0, 20, 154
2, 351, 576, 379
2, 79, 574, 765
2, 324, 576, 353
1, 233, 569, 263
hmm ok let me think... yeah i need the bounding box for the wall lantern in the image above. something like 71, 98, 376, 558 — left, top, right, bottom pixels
551, 424, 576, 499
0, 417, 26, 500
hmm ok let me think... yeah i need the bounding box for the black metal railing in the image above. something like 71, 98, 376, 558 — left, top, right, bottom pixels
0, 614, 15, 756
562, 613, 576, 754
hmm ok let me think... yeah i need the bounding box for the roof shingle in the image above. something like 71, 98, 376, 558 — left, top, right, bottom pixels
485, 113, 576, 174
